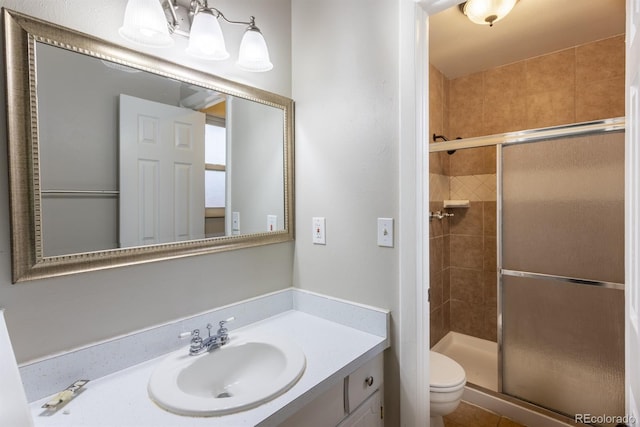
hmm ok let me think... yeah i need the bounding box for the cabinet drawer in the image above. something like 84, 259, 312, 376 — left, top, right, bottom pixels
347, 353, 383, 412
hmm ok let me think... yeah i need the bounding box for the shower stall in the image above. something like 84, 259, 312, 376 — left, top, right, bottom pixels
429, 118, 625, 425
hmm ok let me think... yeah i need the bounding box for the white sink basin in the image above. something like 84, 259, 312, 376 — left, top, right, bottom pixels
148, 332, 306, 416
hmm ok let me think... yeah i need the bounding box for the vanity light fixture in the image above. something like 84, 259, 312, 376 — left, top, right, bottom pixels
459, 0, 518, 27
119, 0, 273, 72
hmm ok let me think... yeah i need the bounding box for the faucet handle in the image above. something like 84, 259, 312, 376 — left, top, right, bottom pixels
217, 317, 235, 346
180, 329, 204, 355
218, 317, 235, 334
179, 329, 199, 339
219, 316, 235, 328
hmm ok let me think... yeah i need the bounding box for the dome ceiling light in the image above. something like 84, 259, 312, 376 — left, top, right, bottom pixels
459, 0, 519, 27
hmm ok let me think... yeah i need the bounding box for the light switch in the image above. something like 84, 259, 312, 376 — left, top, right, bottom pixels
377, 218, 394, 247
312, 217, 326, 245
232, 212, 240, 235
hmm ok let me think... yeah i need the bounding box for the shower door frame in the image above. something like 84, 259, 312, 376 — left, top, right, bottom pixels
428, 116, 626, 407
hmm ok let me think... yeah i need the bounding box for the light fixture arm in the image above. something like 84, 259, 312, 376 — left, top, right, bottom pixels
191, 0, 256, 28
165, 0, 181, 33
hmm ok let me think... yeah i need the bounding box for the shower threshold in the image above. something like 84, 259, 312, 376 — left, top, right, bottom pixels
432, 331, 498, 391
432, 332, 581, 427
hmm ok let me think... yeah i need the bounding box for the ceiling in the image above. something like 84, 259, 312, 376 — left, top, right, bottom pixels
429, 0, 626, 79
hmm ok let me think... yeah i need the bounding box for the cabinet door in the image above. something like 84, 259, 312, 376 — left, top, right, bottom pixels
338, 389, 383, 427
278, 380, 345, 427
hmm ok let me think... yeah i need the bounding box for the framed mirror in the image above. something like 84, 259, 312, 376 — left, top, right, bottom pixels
3, 9, 294, 283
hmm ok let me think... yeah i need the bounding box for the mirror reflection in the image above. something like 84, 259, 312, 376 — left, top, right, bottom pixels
36, 43, 285, 257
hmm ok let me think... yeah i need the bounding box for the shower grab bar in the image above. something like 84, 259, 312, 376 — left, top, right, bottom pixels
429, 211, 454, 220
501, 269, 624, 291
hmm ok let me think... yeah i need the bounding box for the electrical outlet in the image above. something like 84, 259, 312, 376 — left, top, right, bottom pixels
267, 215, 277, 232
377, 218, 394, 247
312, 217, 326, 245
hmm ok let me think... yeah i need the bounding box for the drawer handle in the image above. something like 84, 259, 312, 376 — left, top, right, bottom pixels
365, 376, 374, 387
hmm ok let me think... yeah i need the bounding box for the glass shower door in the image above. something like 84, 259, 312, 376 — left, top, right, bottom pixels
500, 131, 625, 421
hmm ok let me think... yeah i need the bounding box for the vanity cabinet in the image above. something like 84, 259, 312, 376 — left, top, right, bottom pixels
279, 353, 384, 427
338, 390, 383, 427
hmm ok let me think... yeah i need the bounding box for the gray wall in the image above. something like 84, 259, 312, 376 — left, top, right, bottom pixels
228, 97, 285, 235
291, 0, 401, 423
2, 2, 407, 424
0, 0, 293, 363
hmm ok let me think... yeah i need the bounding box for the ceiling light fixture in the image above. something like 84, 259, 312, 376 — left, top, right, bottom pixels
459, 0, 518, 27
119, 0, 273, 72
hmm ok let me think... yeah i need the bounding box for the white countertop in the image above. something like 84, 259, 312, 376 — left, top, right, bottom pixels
29, 310, 387, 427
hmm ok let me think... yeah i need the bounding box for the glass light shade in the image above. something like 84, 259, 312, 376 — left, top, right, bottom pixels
119, 0, 173, 47
463, 0, 517, 26
237, 29, 273, 72
186, 11, 230, 61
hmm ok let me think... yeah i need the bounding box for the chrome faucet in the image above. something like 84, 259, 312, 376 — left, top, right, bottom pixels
180, 316, 235, 356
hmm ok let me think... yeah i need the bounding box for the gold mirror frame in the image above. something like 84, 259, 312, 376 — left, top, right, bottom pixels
3, 9, 295, 283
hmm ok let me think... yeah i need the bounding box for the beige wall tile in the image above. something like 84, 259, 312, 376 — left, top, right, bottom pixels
429, 201, 445, 237
576, 34, 625, 83
450, 174, 497, 201
484, 236, 497, 272
430, 305, 445, 347
450, 201, 483, 235
429, 152, 444, 176
430, 268, 444, 308
444, 235, 451, 268
430, 64, 446, 138
450, 73, 484, 138
526, 89, 575, 129
483, 146, 497, 175
525, 48, 575, 95
443, 267, 451, 302
440, 35, 623, 139
483, 95, 528, 135
484, 201, 497, 236
484, 62, 526, 98
430, 236, 444, 272
576, 77, 625, 122
450, 299, 485, 337
483, 270, 497, 306
483, 62, 528, 135
444, 299, 451, 331
450, 267, 483, 304
483, 304, 497, 342
450, 235, 484, 269
449, 147, 486, 176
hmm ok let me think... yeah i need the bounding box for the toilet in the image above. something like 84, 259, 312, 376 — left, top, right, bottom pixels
429, 351, 466, 427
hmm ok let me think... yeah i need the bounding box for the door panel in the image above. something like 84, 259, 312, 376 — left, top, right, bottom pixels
501, 132, 625, 423
119, 94, 205, 247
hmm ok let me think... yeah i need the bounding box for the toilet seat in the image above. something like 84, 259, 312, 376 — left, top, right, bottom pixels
430, 351, 466, 392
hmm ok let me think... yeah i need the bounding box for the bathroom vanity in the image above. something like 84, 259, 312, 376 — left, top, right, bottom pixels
22, 289, 389, 426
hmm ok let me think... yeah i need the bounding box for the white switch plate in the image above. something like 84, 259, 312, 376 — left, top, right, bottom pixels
312, 217, 326, 245
267, 215, 277, 232
377, 218, 394, 247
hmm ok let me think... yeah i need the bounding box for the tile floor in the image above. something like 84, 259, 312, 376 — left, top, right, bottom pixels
444, 401, 527, 427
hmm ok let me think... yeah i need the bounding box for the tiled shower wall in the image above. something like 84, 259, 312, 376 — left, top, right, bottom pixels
429, 34, 625, 347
